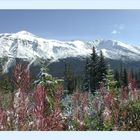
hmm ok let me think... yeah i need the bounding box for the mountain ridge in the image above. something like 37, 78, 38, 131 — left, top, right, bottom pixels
0, 31, 140, 63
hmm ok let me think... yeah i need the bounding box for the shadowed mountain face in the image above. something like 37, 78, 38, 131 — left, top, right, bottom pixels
48, 58, 140, 77
0, 57, 140, 79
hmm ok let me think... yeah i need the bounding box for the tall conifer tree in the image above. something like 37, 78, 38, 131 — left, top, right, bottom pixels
97, 50, 107, 86
83, 58, 90, 92
90, 47, 99, 94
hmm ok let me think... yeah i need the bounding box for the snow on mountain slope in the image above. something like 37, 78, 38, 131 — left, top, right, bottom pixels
91, 39, 140, 60
0, 31, 92, 61
0, 31, 140, 63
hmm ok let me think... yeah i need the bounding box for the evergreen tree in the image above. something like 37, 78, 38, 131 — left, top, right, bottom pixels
0, 59, 3, 75
119, 61, 129, 87
83, 47, 107, 94
0, 73, 13, 94
89, 47, 99, 94
82, 58, 90, 92
123, 68, 128, 87
114, 69, 120, 88
119, 61, 123, 86
64, 63, 75, 94
106, 65, 117, 92
131, 68, 134, 79
137, 69, 140, 88
74, 75, 82, 91
35, 64, 58, 109
97, 50, 107, 86
135, 71, 138, 82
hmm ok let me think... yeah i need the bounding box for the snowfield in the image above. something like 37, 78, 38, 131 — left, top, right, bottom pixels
0, 31, 140, 62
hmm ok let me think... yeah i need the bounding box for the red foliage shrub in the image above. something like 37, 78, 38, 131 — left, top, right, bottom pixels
0, 64, 64, 130
32, 85, 63, 130
12, 64, 31, 92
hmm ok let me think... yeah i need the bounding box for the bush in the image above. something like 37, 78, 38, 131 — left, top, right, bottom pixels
119, 100, 140, 130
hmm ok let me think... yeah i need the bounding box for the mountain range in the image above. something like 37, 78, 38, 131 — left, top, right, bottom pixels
0, 31, 140, 75
0, 30, 140, 61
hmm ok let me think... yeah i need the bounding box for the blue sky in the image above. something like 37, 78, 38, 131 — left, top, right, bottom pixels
0, 10, 140, 45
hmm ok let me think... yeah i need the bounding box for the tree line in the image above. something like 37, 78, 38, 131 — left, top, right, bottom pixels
64, 46, 140, 94
0, 47, 140, 95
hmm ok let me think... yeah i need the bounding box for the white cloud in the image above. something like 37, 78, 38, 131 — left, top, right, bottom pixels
111, 24, 125, 35
111, 30, 119, 34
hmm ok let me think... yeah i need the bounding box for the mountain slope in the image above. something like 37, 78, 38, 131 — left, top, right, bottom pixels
0, 31, 140, 63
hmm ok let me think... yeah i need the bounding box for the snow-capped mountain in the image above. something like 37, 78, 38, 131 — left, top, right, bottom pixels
0, 30, 140, 62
